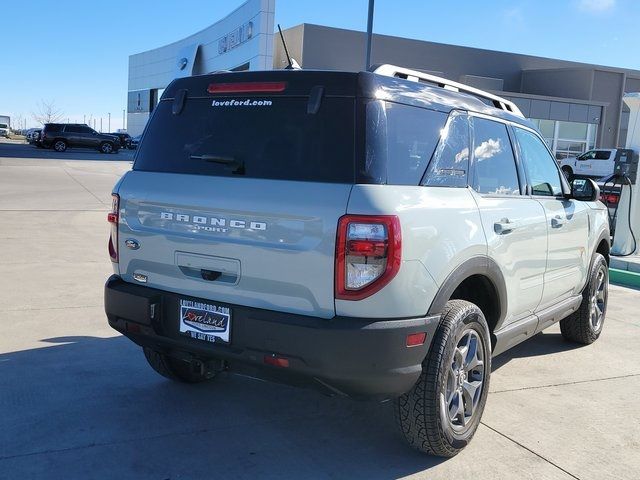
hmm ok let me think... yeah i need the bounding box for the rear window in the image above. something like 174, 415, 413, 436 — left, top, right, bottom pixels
45, 124, 63, 133
134, 96, 355, 183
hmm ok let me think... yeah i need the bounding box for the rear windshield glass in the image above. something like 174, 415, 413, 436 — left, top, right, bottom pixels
134, 96, 355, 183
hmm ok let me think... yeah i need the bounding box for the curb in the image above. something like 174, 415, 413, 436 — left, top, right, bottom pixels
609, 268, 640, 289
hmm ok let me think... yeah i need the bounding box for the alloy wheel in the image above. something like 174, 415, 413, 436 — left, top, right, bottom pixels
444, 328, 485, 431
590, 267, 607, 331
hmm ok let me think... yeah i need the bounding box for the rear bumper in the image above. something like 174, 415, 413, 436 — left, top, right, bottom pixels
105, 275, 440, 399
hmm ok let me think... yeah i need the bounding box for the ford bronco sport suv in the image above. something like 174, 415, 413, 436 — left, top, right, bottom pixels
105, 65, 610, 457
41, 123, 120, 153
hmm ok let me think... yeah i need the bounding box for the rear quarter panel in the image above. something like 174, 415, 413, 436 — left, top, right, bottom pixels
337, 185, 486, 318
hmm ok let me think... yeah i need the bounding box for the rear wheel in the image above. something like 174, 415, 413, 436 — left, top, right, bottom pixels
394, 300, 491, 457
53, 140, 67, 152
560, 253, 608, 344
143, 347, 217, 383
100, 142, 114, 154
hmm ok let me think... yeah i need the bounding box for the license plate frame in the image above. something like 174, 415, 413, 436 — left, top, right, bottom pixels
178, 298, 231, 344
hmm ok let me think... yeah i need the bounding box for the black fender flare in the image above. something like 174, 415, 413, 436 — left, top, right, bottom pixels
427, 256, 508, 329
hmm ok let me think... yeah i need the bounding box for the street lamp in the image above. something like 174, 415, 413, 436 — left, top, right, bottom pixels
108, 112, 111, 132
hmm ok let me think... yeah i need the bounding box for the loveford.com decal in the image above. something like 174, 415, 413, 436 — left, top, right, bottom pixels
211, 98, 273, 107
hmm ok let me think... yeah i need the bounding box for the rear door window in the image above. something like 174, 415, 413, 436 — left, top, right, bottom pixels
471, 117, 521, 195
134, 96, 355, 183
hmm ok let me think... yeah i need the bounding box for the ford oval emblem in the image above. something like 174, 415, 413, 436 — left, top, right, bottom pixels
125, 239, 140, 250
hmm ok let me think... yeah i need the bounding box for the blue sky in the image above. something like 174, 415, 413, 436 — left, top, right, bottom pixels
2, 0, 638, 130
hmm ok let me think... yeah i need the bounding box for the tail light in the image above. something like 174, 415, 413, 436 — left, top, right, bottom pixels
335, 215, 401, 300
107, 194, 119, 262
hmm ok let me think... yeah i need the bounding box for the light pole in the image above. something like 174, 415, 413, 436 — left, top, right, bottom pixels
108, 112, 111, 132
365, 0, 375, 71
122, 109, 125, 131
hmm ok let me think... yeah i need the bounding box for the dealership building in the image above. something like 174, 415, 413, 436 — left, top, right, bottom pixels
127, 0, 640, 159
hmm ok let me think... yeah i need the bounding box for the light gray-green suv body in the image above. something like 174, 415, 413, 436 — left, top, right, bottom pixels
105, 65, 610, 456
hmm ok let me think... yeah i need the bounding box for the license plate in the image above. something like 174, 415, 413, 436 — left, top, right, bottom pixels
179, 299, 231, 343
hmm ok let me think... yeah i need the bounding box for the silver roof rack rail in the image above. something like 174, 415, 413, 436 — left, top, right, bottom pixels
372, 64, 524, 118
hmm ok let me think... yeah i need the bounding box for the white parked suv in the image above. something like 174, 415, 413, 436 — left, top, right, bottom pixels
559, 148, 617, 179
104, 65, 611, 457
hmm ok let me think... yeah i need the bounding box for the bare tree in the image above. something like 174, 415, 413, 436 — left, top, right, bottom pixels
32, 100, 64, 125
13, 113, 24, 132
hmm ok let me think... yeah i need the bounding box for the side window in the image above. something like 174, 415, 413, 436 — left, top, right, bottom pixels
381, 103, 447, 185
579, 150, 596, 160
80, 126, 94, 134
422, 111, 470, 187
513, 127, 563, 197
65, 125, 81, 133
47, 124, 63, 133
595, 150, 611, 160
471, 117, 520, 195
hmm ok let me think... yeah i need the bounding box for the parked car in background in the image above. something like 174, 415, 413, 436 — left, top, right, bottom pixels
0, 115, 10, 138
109, 132, 132, 149
128, 134, 141, 149
40, 123, 120, 153
26, 128, 42, 146
559, 149, 617, 179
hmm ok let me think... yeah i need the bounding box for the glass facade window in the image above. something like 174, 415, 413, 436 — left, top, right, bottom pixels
529, 118, 597, 161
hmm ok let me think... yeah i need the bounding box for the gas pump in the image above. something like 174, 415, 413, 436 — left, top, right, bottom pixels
611, 93, 640, 256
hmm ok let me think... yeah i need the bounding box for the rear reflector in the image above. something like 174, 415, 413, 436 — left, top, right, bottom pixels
107, 194, 119, 263
264, 355, 290, 368
207, 82, 287, 94
406, 332, 427, 347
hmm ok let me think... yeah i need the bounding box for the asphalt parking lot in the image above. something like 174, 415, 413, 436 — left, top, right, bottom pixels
0, 142, 639, 479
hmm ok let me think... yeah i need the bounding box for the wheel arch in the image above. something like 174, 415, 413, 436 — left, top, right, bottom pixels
427, 256, 507, 345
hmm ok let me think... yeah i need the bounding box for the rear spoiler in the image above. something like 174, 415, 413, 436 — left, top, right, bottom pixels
372, 64, 524, 118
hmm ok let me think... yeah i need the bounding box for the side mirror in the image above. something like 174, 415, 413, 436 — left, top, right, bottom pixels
571, 178, 600, 201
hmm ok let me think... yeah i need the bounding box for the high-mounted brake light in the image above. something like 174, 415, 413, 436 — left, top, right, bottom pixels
335, 215, 401, 301
207, 82, 287, 94
107, 194, 119, 263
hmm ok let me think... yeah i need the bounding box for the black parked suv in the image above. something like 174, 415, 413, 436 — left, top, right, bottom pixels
41, 123, 120, 153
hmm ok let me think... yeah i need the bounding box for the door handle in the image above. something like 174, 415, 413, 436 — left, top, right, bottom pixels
494, 218, 519, 235
551, 215, 566, 228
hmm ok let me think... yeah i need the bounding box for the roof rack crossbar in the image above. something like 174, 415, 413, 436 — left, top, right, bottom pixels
372, 64, 524, 118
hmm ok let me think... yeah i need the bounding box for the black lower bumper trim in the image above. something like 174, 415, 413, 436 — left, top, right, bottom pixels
104, 275, 440, 399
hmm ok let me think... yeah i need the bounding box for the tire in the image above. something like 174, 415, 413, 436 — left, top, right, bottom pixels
100, 142, 114, 154
53, 140, 67, 152
143, 347, 216, 383
560, 253, 608, 344
394, 300, 491, 457
561, 166, 573, 180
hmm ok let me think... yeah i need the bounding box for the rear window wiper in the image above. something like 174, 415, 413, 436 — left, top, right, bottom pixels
190, 154, 245, 174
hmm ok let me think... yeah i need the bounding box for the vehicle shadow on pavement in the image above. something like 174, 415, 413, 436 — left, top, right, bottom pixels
492, 331, 582, 371
0, 142, 134, 161
0, 335, 447, 479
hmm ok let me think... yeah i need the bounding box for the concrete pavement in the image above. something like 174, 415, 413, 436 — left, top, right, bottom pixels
0, 149, 639, 479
